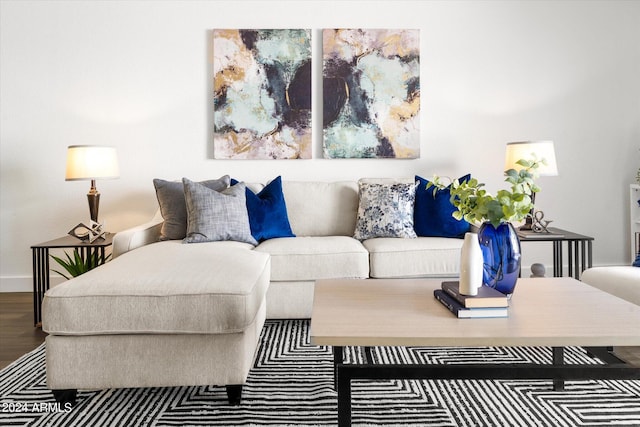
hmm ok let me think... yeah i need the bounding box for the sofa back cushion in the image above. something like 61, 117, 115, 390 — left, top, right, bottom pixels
354, 179, 418, 240
282, 181, 358, 236
414, 174, 471, 238
153, 175, 230, 240
183, 179, 257, 245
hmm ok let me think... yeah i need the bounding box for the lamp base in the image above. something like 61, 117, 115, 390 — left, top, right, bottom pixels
519, 215, 534, 231
87, 180, 100, 223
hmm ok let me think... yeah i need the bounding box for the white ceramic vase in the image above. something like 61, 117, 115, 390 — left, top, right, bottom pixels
459, 232, 484, 296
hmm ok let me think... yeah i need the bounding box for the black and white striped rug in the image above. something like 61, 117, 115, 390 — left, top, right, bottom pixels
1, 319, 639, 426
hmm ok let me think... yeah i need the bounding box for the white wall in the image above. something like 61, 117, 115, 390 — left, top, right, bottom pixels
2, 0, 639, 291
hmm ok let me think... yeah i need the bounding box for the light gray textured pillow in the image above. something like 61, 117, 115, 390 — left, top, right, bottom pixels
183, 178, 257, 245
354, 181, 418, 241
153, 175, 230, 240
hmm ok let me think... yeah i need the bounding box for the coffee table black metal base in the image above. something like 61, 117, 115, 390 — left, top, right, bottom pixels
333, 346, 640, 427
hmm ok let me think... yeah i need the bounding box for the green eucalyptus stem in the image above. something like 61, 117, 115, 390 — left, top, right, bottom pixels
428, 157, 546, 228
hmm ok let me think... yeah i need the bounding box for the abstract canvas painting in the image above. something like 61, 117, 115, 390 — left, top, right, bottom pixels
213, 29, 311, 159
323, 29, 420, 159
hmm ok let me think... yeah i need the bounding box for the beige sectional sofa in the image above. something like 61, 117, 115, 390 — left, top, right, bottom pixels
113, 180, 463, 319
581, 266, 640, 306
42, 179, 465, 405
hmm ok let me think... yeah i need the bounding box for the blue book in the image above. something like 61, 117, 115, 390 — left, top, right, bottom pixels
441, 281, 508, 308
434, 289, 508, 318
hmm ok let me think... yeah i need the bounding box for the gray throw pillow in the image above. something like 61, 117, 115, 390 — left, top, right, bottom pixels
354, 181, 418, 241
183, 178, 257, 245
153, 175, 230, 240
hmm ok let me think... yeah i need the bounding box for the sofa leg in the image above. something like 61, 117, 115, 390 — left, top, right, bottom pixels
52, 389, 77, 406
226, 384, 242, 405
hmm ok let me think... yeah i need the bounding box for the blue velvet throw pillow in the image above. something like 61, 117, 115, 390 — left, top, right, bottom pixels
232, 176, 295, 242
414, 175, 471, 238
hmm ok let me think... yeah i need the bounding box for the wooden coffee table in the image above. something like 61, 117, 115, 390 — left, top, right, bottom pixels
310, 278, 640, 426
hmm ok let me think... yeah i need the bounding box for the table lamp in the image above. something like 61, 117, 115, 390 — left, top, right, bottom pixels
65, 145, 119, 224
504, 141, 558, 231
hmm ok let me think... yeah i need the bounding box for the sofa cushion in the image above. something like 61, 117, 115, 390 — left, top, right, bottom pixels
414, 175, 471, 238
43, 241, 269, 335
364, 237, 463, 278
256, 236, 369, 281
183, 179, 257, 245
282, 181, 359, 236
235, 176, 295, 242
354, 180, 417, 240
153, 175, 230, 240
581, 266, 640, 306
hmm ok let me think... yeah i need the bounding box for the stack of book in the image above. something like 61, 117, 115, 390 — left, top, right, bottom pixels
434, 281, 508, 318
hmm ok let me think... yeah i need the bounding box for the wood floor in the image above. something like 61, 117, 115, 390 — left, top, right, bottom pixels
0, 292, 638, 371
0, 293, 47, 369
614, 344, 640, 366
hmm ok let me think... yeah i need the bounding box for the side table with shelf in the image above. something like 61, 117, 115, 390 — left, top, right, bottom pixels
31, 234, 113, 327
517, 227, 594, 279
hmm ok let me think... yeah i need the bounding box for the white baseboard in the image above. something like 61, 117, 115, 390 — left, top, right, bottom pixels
0, 276, 31, 292
0, 275, 65, 292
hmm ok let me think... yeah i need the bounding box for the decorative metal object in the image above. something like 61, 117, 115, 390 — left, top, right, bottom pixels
531, 210, 553, 233
68, 220, 105, 243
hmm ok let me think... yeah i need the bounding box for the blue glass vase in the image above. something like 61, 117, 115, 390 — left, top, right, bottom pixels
477, 222, 521, 298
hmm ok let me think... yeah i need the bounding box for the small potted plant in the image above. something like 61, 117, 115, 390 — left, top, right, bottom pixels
428, 157, 544, 296
51, 250, 110, 280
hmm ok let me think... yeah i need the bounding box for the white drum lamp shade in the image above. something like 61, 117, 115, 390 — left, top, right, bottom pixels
65, 145, 119, 181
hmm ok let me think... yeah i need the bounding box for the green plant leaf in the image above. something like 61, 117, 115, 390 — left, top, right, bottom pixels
428, 155, 541, 225
50, 249, 111, 280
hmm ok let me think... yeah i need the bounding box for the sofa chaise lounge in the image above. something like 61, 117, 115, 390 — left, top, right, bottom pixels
42, 178, 467, 405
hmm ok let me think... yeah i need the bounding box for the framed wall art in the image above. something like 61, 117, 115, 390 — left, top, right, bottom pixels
213, 29, 312, 159
322, 29, 420, 159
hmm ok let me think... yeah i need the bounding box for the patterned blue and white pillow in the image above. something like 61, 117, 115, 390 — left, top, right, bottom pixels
354, 181, 417, 241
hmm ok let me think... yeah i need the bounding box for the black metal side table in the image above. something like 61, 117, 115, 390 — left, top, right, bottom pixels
517, 227, 594, 279
31, 234, 113, 327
